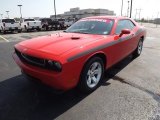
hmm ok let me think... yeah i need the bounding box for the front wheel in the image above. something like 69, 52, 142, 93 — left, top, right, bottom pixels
132, 38, 144, 58
78, 57, 104, 93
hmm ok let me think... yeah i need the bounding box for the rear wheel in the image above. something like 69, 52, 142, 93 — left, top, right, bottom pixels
78, 57, 104, 93
3, 30, 6, 34
18, 29, 22, 33
133, 38, 143, 58
37, 28, 41, 31
24, 25, 29, 32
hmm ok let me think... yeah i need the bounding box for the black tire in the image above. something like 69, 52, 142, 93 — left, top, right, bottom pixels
37, 28, 41, 31
18, 29, 22, 33
24, 26, 29, 32
43, 26, 47, 31
3, 30, 6, 34
0, 27, 3, 33
78, 57, 104, 93
46, 26, 49, 31
132, 38, 143, 58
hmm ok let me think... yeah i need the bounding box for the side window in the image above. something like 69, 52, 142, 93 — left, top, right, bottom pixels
115, 19, 136, 34
127, 20, 135, 30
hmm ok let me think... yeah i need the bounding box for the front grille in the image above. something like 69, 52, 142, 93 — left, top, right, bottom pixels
15, 48, 45, 68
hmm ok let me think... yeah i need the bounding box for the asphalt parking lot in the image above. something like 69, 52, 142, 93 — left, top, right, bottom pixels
0, 23, 160, 120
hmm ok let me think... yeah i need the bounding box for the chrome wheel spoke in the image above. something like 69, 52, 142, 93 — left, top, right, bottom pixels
91, 62, 98, 71
86, 62, 102, 88
87, 76, 92, 84
87, 70, 91, 75
91, 76, 97, 83
94, 69, 99, 75
138, 41, 143, 54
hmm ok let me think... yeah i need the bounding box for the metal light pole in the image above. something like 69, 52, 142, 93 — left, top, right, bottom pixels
6, 11, 9, 18
17, 5, 23, 22
130, 0, 133, 18
127, 1, 130, 17
121, 0, 123, 16
54, 0, 57, 19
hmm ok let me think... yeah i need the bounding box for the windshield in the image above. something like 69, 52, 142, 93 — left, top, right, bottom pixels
24, 19, 35, 22
65, 19, 114, 35
2, 19, 15, 23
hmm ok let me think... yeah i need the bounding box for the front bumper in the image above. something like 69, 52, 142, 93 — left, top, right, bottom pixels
13, 53, 80, 90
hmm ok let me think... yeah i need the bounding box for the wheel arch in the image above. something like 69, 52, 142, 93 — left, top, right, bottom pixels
84, 51, 107, 69
77, 51, 107, 92
140, 36, 144, 41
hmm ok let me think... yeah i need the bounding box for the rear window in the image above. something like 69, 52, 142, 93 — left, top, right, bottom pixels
24, 19, 35, 22
2, 19, 15, 23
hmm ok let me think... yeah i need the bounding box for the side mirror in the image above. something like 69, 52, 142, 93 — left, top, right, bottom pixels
119, 29, 131, 37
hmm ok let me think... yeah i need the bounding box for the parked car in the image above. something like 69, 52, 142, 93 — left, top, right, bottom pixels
13, 16, 146, 93
57, 18, 67, 29
64, 18, 76, 27
52, 20, 61, 30
0, 18, 21, 33
21, 18, 41, 32
39, 18, 54, 31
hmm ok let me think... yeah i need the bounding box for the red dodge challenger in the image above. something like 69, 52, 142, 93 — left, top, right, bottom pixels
13, 16, 146, 93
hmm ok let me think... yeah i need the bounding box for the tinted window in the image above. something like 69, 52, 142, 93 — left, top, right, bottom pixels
58, 19, 65, 22
115, 19, 135, 34
41, 18, 52, 22
24, 19, 35, 22
66, 19, 114, 35
2, 19, 15, 23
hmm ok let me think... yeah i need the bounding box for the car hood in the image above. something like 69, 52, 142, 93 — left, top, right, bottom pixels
18, 33, 105, 56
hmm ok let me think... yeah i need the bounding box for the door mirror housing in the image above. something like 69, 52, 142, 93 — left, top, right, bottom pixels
119, 29, 131, 37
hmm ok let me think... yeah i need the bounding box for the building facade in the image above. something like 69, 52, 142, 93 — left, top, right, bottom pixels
50, 7, 115, 20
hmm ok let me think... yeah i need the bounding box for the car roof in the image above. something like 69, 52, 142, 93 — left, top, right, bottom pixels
84, 16, 130, 20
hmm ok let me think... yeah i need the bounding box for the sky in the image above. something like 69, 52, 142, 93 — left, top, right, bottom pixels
0, 0, 159, 19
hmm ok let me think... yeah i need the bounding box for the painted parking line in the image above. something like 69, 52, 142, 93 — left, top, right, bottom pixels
0, 36, 9, 42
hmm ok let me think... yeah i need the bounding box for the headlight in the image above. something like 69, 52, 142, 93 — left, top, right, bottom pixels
46, 60, 62, 72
